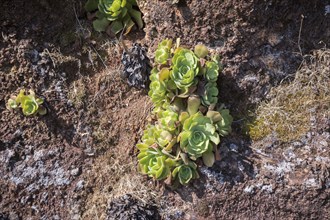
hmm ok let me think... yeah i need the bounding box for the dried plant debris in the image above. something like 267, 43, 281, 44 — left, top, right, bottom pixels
106, 194, 160, 220
121, 43, 151, 89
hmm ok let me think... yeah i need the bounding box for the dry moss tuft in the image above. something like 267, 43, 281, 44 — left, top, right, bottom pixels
249, 49, 330, 142
82, 153, 158, 220
68, 79, 86, 108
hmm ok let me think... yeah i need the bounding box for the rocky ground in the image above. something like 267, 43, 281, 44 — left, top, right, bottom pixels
0, 0, 329, 219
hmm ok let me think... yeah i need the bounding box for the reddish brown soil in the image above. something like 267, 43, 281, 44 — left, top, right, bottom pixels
0, 0, 329, 219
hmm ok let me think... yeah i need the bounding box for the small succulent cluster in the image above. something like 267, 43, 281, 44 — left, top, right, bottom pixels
121, 43, 151, 88
137, 39, 233, 186
7, 90, 47, 116
85, 0, 143, 34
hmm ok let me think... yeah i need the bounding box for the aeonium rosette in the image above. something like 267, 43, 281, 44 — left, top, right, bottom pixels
216, 109, 233, 136
172, 161, 199, 185
137, 145, 176, 180
148, 75, 168, 109
207, 109, 234, 137
85, 0, 143, 34
149, 68, 177, 113
98, 0, 127, 20
158, 109, 179, 133
155, 39, 173, 65
205, 61, 219, 82
141, 124, 176, 149
170, 48, 199, 94
201, 82, 219, 106
178, 112, 220, 167
7, 90, 47, 116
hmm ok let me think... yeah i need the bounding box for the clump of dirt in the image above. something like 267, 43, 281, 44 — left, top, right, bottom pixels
106, 194, 160, 220
121, 43, 151, 88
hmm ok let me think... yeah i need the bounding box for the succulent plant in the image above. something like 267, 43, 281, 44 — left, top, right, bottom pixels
137, 146, 176, 180
148, 67, 179, 113
205, 61, 219, 82
137, 39, 233, 185
155, 39, 173, 65
148, 71, 169, 110
172, 162, 198, 185
206, 109, 233, 136
216, 109, 233, 136
85, 0, 143, 34
178, 112, 219, 164
158, 109, 179, 132
201, 82, 218, 106
171, 48, 199, 94
141, 125, 172, 148
140, 125, 156, 146
148, 155, 176, 180
7, 90, 47, 116
98, 0, 127, 20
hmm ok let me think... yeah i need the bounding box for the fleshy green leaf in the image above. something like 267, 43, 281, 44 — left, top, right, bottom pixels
159, 68, 170, 81
110, 20, 124, 34
38, 106, 47, 116
202, 151, 215, 167
15, 90, 26, 103
36, 98, 44, 105
206, 110, 222, 123
128, 9, 143, 29
84, 0, 99, 12
194, 44, 209, 58
179, 112, 189, 125
187, 95, 201, 116
123, 14, 135, 35
93, 18, 111, 32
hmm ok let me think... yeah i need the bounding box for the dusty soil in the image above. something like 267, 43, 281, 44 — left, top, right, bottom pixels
0, 0, 329, 219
